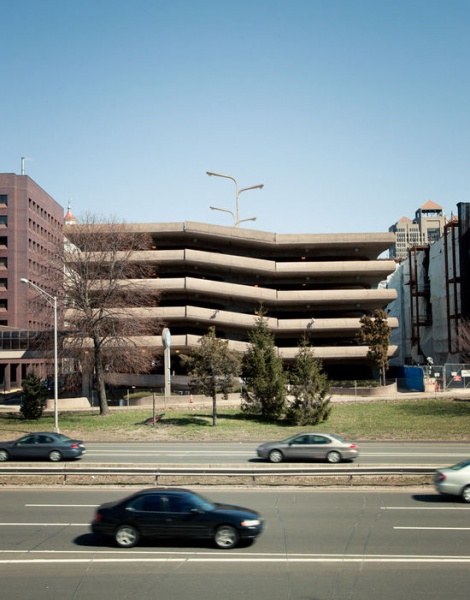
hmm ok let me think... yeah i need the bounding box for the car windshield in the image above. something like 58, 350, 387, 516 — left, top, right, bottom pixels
450, 459, 470, 471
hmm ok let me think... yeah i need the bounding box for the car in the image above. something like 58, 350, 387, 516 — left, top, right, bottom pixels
91, 487, 264, 549
0, 432, 86, 462
256, 432, 359, 463
434, 459, 470, 503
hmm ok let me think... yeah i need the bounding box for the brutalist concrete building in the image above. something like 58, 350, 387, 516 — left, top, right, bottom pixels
103, 221, 398, 380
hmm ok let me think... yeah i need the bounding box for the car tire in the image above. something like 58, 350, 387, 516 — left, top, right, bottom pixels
327, 451, 342, 464
0, 449, 9, 462
214, 525, 239, 549
461, 485, 470, 503
48, 450, 63, 462
115, 524, 140, 548
269, 449, 284, 463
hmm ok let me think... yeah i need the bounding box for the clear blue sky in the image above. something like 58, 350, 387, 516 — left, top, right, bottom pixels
2, 0, 469, 233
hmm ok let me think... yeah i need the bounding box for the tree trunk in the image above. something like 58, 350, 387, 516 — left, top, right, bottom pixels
212, 390, 217, 426
94, 341, 109, 416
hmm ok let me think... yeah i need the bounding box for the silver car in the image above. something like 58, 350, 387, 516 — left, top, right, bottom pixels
434, 459, 470, 503
256, 433, 359, 464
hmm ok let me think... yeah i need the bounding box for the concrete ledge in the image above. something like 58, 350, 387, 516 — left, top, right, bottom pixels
44, 397, 91, 410
331, 381, 397, 397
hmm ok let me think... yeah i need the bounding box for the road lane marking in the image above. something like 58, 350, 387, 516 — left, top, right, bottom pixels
394, 526, 470, 531
382, 507, 470, 510
1, 554, 470, 564
25, 504, 97, 507
0, 523, 87, 526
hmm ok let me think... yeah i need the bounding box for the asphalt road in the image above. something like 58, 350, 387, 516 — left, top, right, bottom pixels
0, 487, 469, 600
79, 440, 470, 466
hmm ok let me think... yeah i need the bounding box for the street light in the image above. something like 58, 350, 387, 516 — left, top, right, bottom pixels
206, 171, 263, 226
20, 278, 59, 433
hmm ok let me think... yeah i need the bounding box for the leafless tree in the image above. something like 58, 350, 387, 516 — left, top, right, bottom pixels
457, 318, 470, 364
46, 214, 162, 415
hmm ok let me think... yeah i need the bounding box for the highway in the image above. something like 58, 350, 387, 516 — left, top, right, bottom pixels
0, 487, 469, 600
78, 440, 470, 466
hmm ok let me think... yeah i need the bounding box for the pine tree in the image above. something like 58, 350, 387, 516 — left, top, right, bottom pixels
241, 312, 287, 419
181, 327, 241, 426
287, 338, 332, 426
21, 372, 47, 420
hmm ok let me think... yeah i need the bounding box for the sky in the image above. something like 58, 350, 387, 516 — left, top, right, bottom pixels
2, 0, 469, 234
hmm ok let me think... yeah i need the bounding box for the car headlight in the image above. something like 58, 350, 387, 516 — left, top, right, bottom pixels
241, 519, 260, 527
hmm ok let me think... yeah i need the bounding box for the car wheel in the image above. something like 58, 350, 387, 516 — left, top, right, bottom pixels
461, 485, 470, 503
48, 450, 63, 462
0, 449, 9, 462
269, 449, 284, 463
115, 525, 140, 548
214, 525, 239, 549
327, 451, 342, 464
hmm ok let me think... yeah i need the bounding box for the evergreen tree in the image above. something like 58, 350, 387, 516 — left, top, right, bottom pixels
181, 327, 241, 426
21, 372, 47, 420
287, 338, 332, 426
241, 312, 287, 419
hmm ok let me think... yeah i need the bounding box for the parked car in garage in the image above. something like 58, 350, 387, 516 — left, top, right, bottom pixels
256, 432, 359, 463
434, 459, 470, 502
91, 487, 264, 549
0, 432, 86, 462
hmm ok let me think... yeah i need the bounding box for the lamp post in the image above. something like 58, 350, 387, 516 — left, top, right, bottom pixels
20, 278, 59, 433
206, 171, 263, 226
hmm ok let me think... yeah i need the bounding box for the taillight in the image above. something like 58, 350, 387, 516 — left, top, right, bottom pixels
94, 512, 103, 522
350, 444, 357, 449
70, 443, 79, 448
436, 472, 446, 483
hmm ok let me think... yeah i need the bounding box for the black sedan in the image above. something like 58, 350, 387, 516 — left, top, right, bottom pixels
0, 432, 86, 462
91, 488, 264, 549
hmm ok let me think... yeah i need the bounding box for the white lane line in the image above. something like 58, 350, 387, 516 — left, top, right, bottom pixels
25, 505, 97, 507
382, 507, 470, 510
1, 555, 470, 564
0, 523, 87, 526
394, 527, 470, 531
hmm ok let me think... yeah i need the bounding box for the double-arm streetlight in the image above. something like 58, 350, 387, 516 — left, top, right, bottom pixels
207, 171, 264, 226
20, 278, 59, 433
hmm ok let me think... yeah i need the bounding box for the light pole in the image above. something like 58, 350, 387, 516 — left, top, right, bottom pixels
20, 278, 59, 433
207, 171, 263, 226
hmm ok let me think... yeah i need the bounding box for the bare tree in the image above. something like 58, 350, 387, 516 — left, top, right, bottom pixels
358, 309, 391, 386
51, 214, 161, 415
457, 318, 470, 363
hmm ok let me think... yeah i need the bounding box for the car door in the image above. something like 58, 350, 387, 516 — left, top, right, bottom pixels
308, 434, 333, 460
125, 493, 168, 538
284, 434, 313, 460
160, 493, 211, 539
10, 434, 39, 459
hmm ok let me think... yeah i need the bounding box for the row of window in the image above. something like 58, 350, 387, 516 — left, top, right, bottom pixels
28, 197, 62, 229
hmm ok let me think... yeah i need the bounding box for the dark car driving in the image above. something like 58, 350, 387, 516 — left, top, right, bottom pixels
0, 432, 86, 462
91, 488, 264, 549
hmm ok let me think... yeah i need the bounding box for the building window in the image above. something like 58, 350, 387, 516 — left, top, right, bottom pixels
0, 258, 7, 269
0, 300, 7, 311
0, 195, 7, 206
0, 237, 7, 249
0, 279, 7, 290
0, 216, 7, 227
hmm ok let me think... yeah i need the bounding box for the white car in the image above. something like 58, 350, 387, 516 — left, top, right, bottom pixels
434, 459, 470, 503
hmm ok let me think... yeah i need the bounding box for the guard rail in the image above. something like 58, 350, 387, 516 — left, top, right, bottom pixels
0, 465, 436, 485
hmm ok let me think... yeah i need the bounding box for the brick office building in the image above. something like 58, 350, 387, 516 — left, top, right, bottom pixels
0, 173, 64, 392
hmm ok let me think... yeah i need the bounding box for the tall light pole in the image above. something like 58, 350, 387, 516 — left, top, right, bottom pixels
20, 278, 59, 433
207, 171, 263, 226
